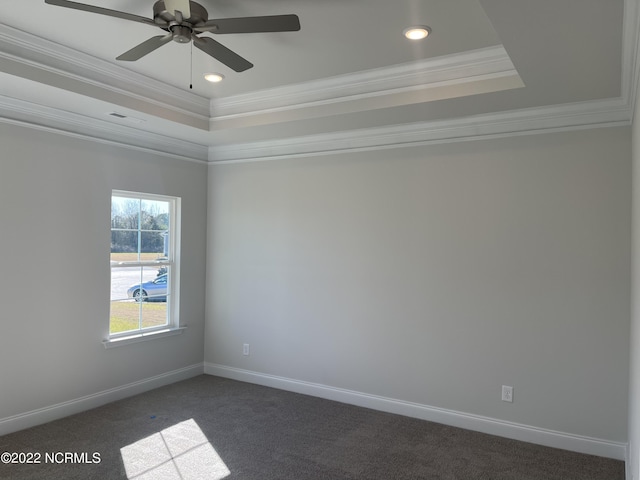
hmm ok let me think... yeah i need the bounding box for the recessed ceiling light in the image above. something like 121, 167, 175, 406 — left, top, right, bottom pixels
204, 73, 224, 83
403, 26, 431, 40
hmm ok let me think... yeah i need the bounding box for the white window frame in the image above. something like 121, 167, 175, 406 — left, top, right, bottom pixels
104, 190, 182, 348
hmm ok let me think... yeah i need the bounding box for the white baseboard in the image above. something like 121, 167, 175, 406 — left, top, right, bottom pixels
0, 363, 204, 437
205, 363, 627, 461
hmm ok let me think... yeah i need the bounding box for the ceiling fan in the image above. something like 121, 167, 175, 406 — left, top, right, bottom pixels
44, 0, 301, 72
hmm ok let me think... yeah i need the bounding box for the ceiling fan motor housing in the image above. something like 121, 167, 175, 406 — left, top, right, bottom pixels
154, 0, 208, 22
154, 0, 209, 43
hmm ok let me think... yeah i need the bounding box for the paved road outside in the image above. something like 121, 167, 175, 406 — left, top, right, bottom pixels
111, 266, 163, 301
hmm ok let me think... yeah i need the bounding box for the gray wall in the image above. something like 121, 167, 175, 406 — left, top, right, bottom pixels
0, 117, 630, 452
629, 84, 640, 479
0, 123, 207, 421
206, 127, 630, 443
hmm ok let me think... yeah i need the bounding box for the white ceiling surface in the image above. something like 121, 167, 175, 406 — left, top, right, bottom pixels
0, 0, 630, 161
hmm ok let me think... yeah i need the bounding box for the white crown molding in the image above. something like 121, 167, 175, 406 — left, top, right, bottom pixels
207, 0, 640, 163
205, 363, 627, 460
209, 97, 632, 163
0, 22, 210, 129
208, 0, 640, 164
209, 0, 640, 164
0, 94, 209, 163
210, 45, 521, 123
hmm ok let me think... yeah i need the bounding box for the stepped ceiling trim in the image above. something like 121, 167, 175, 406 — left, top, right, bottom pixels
0, 94, 209, 162
208, 98, 631, 163
211, 46, 520, 120
0, 0, 638, 165
0, 23, 210, 129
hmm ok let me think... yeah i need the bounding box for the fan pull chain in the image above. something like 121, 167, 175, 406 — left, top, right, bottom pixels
189, 42, 193, 89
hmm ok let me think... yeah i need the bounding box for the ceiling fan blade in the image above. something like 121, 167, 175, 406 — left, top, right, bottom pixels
194, 14, 300, 34
193, 36, 253, 72
44, 0, 159, 27
116, 34, 173, 61
164, 0, 191, 20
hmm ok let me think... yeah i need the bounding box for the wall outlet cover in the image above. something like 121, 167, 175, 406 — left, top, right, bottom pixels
502, 385, 513, 402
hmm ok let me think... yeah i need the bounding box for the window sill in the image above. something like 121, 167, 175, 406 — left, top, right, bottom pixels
103, 327, 186, 349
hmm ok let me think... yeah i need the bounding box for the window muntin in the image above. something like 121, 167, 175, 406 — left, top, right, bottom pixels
109, 192, 178, 337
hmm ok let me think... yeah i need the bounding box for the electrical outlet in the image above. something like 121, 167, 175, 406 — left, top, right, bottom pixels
243, 344, 250, 356
502, 385, 513, 402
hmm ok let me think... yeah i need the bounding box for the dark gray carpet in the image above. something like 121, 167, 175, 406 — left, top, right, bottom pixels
0, 375, 625, 479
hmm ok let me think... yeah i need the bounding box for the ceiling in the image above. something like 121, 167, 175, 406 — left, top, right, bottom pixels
0, 0, 634, 163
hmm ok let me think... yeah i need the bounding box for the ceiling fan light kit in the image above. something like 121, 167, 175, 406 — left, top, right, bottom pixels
43, 0, 300, 72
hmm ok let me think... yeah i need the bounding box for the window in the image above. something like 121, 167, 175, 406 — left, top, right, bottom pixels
109, 191, 180, 341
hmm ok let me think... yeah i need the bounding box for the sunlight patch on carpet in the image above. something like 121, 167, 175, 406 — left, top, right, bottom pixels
120, 418, 230, 479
